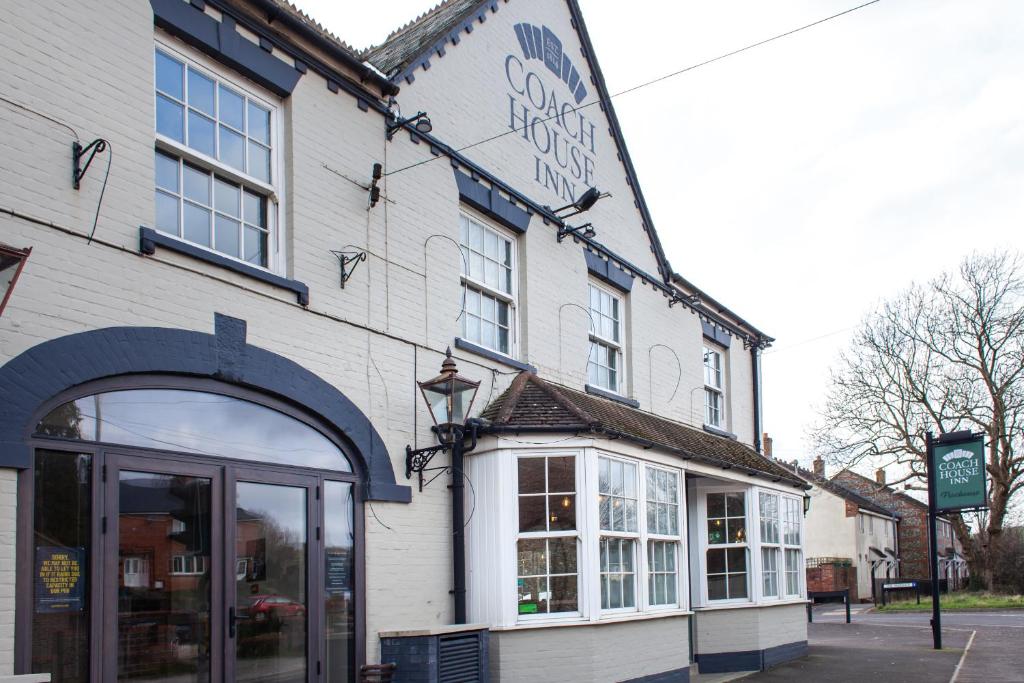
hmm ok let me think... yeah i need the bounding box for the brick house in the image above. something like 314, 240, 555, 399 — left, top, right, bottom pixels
832, 467, 966, 587
0, 0, 811, 680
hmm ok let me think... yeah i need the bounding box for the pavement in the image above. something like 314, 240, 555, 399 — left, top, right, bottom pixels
734, 604, 1024, 682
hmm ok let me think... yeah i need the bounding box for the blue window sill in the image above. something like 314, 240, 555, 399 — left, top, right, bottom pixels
585, 384, 640, 408
139, 227, 309, 306
454, 338, 536, 373
703, 424, 738, 440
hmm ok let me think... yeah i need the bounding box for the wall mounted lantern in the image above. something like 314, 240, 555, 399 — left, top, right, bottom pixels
0, 244, 32, 318
405, 348, 480, 488
386, 111, 433, 141
803, 493, 812, 517
405, 347, 481, 625
553, 186, 603, 218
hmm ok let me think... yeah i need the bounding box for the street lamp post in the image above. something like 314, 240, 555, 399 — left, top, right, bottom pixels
406, 348, 480, 624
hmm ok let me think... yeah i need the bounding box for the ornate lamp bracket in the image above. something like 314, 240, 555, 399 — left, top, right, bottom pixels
405, 443, 450, 492
330, 249, 367, 288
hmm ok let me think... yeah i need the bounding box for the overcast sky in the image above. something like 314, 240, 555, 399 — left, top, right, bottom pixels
294, 0, 1024, 474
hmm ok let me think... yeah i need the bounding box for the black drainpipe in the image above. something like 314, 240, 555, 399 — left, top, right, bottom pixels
751, 344, 762, 453
452, 421, 478, 623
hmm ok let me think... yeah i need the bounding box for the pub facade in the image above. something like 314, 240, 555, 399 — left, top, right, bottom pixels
0, 0, 808, 680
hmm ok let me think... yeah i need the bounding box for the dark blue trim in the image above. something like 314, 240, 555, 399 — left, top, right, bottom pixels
453, 170, 530, 234
697, 641, 808, 673
391, 2, 501, 85
701, 320, 732, 348
139, 227, 310, 306
584, 249, 634, 293
151, 0, 302, 97
702, 424, 738, 441
0, 319, 411, 503
622, 666, 690, 683
454, 338, 536, 373
585, 384, 640, 408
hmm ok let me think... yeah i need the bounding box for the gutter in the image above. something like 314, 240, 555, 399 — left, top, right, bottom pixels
248, 0, 400, 98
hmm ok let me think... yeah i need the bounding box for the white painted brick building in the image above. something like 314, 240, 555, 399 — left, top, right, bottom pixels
0, 1, 808, 680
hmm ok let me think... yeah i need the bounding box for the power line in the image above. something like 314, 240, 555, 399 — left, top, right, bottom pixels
385, 0, 883, 177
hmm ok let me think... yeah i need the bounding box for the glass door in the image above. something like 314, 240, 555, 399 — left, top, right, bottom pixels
227, 468, 318, 683
103, 453, 223, 683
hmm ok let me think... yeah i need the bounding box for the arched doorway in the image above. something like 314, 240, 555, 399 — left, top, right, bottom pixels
28, 380, 359, 682
2, 321, 409, 682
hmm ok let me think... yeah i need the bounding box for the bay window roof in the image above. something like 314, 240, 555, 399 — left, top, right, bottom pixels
479, 372, 808, 489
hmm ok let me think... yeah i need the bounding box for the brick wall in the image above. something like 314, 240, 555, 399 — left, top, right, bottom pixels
806, 564, 858, 603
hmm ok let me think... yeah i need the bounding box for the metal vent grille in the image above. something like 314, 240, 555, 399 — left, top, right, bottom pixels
439, 632, 483, 682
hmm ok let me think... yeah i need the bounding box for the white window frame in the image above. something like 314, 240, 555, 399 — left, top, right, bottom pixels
170, 554, 206, 576
699, 487, 751, 604
781, 496, 803, 597
703, 346, 726, 428
758, 491, 782, 599
154, 36, 286, 274
515, 453, 581, 622
511, 450, 687, 626
458, 211, 519, 358
644, 465, 683, 611
597, 454, 639, 614
588, 282, 625, 394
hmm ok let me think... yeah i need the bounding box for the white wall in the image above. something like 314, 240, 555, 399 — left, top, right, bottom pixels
803, 485, 857, 560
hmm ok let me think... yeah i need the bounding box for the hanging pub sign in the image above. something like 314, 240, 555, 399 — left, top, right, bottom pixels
35, 546, 85, 613
931, 433, 987, 512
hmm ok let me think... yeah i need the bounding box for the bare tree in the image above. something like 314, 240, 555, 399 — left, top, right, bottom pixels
812, 251, 1024, 589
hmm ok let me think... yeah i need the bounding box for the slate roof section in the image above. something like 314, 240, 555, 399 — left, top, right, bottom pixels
260, 0, 364, 58
479, 372, 808, 489
835, 469, 929, 511
363, 0, 483, 76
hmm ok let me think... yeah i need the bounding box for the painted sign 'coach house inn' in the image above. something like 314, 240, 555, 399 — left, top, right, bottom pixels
0, 0, 810, 680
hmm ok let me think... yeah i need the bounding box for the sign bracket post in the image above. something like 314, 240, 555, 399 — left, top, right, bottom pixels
925, 431, 942, 650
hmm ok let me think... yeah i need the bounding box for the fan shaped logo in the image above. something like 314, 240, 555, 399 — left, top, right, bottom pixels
941, 448, 973, 463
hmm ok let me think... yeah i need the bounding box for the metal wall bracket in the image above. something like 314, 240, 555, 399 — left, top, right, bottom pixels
330, 250, 367, 288
72, 139, 107, 190
406, 444, 449, 491
669, 293, 700, 308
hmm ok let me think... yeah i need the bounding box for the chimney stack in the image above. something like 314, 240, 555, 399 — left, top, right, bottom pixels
762, 433, 773, 458
876, 467, 886, 485
813, 456, 825, 477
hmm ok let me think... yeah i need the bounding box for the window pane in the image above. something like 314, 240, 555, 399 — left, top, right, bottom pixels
548, 537, 577, 575
517, 577, 544, 614
215, 215, 240, 257
156, 95, 184, 141
547, 457, 575, 492
248, 141, 270, 182
707, 493, 725, 519
248, 102, 270, 145
548, 494, 575, 531
727, 573, 748, 599
517, 496, 545, 533
517, 458, 545, 494
726, 548, 747, 572
727, 519, 746, 543
32, 451, 91, 682
219, 84, 245, 130
183, 203, 211, 246
726, 493, 745, 516
707, 548, 726, 574
549, 575, 578, 613
187, 68, 215, 115
707, 574, 727, 601
214, 178, 240, 216
707, 519, 725, 545
155, 191, 179, 235
187, 110, 215, 157
219, 126, 245, 172
155, 51, 183, 99
244, 191, 265, 227
183, 164, 210, 204
244, 226, 267, 266
155, 151, 179, 192
517, 538, 546, 576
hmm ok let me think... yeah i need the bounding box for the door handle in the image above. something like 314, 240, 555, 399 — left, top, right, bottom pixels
228, 606, 236, 638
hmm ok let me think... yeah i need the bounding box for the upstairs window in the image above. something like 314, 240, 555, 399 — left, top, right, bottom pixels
588, 284, 623, 393
459, 214, 516, 355
703, 346, 725, 428
154, 44, 278, 268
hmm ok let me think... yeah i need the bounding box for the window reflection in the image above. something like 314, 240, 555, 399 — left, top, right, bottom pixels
36, 389, 351, 471
324, 481, 355, 682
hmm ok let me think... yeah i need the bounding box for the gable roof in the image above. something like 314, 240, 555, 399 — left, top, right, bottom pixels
832, 469, 929, 512
785, 466, 898, 518
364, 0, 676, 286
480, 372, 807, 489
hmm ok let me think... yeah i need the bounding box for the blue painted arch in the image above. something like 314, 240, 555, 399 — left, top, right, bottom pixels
0, 318, 411, 502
